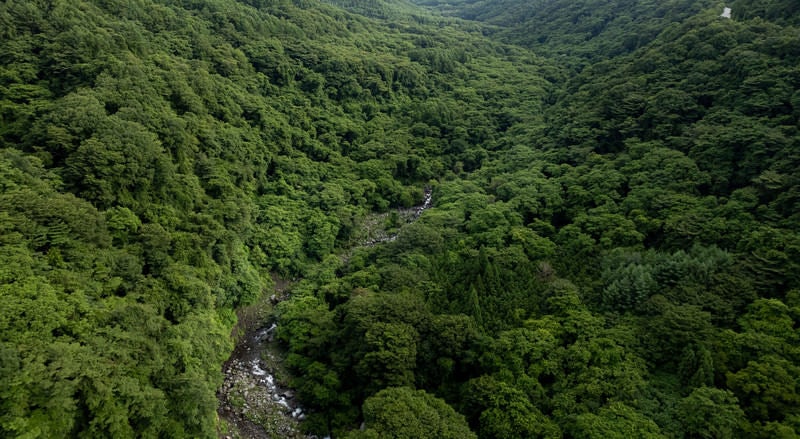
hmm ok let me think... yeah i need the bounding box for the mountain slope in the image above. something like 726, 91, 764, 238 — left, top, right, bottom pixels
0, 0, 556, 437
1, 0, 799, 438
416, 0, 715, 57
274, 3, 800, 438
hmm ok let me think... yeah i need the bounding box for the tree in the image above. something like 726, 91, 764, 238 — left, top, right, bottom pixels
348, 387, 476, 439
677, 387, 746, 439
602, 262, 657, 311
462, 376, 561, 439
569, 402, 666, 439
727, 356, 800, 423
356, 322, 418, 392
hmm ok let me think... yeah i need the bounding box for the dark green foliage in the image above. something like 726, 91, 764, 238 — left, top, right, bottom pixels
569, 402, 666, 438
2, 0, 800, 437
272, 1, 800, 437
348, 386, 476, 439
462, 375, 560, 439
415, 0, 715, 63
677, 387, 746, 438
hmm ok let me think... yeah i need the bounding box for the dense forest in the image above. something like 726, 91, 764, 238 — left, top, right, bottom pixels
1, 0, 798, 438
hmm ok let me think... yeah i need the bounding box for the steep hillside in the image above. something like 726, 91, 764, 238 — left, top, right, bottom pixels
413, 0, 715, 61
321, 0, 425, 20
2, 0, 799, 438
0, 0, 555, 437
274, 3, 800, 439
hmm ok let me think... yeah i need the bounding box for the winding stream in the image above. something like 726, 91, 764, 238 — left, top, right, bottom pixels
217, 189, 433, 439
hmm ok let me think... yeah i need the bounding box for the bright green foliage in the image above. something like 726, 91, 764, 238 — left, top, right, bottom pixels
2, 0, 800, 437
2, 0, 540, 434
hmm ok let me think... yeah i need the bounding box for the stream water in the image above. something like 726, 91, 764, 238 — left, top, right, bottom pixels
217, 319, 311, 439
360, 186, 432, 246
217, 189, 433, 438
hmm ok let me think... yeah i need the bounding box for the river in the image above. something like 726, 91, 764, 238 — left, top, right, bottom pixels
217, 189, 433, 438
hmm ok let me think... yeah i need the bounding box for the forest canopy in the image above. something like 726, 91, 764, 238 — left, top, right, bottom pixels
1, 0, 799, 438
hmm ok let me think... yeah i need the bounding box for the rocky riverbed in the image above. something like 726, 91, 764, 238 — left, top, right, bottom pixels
217, 190, 433, 438
355, 186, 433, 247
216, 283, 319, 439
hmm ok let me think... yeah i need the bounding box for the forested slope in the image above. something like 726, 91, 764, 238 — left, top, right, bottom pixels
413, 0, 713, 62
414, 0, 800, 64
276, 2, 800, 439
0, 0, 554, 437
1, 0, 799, 438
